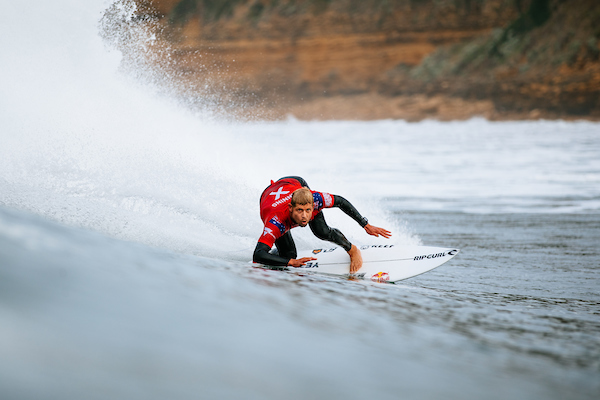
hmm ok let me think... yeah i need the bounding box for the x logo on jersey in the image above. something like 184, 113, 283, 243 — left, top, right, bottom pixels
269, 187, 290, 201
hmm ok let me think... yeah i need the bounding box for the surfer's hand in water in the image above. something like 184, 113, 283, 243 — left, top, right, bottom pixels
347, 245, 363, 274
288, 257, 317, 267
364, 224, 392, 239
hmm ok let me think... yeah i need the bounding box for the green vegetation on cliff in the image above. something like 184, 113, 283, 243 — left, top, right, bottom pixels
169, 0, 245, 24
413, 0, 599, 78
166, 0, 519, 32
403, 0, 600, 115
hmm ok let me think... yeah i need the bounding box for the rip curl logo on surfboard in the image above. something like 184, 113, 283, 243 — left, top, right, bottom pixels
414, 249, 458, 261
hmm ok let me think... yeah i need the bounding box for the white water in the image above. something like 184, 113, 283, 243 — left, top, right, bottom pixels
2, 0, 416, 260
1, 1, 598, 262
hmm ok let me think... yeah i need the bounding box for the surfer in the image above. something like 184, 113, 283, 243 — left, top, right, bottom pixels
253, 176, 392, 273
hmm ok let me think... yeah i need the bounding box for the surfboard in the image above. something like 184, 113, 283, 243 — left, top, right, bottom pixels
256, 244, 460, 283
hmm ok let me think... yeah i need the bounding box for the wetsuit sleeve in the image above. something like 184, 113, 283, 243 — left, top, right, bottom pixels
255, 216, 290, 266
333, 195, 369, 227
253, 242, 290, 266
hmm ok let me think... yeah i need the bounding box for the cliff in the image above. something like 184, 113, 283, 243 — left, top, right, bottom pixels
122, 0, 600, 120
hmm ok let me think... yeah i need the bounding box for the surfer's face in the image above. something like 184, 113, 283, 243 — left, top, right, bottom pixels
289, 203, 314, 227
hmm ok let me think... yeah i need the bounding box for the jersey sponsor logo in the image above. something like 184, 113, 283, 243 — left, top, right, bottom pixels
323, 192, 333, 207
371, 272, 390, 282
271, 193, 293, 208
269, 187, 290, 201
269, 216, 286, 234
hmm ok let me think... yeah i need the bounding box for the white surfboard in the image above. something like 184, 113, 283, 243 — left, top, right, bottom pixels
257, 245, 459, 283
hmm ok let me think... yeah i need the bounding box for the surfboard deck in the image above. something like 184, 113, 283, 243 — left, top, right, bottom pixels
255, 244, 459, 283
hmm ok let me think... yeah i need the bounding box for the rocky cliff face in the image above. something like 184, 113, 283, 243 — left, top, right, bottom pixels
124, 0, 599, 120
389, 0, 600, 117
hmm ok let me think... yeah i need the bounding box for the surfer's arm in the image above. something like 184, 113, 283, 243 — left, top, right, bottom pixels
332, 195, 392, 238
364, 224, 392, 238
332, 195, 369, 227
253, 242, 315, 267
253, 242, 290, 266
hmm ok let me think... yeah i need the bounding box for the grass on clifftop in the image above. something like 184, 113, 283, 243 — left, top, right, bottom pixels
411, 0, 600, 80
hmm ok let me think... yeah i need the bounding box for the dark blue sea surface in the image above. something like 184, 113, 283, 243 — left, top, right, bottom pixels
1, 205, 598, 400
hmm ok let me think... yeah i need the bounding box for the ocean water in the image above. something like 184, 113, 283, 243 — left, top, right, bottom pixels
1, 1, 599, 399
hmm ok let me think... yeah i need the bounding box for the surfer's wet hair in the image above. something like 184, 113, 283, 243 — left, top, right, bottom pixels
290, 187, 313, 207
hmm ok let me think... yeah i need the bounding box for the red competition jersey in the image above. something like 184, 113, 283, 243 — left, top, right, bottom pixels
259, 178, 335, 248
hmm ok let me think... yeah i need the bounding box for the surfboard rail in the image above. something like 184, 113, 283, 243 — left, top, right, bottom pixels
254, 244, 460, 283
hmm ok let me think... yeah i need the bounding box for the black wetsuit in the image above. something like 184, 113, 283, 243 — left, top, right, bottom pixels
253, 176, 368, 266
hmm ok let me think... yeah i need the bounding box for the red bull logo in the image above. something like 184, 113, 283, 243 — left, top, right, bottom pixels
371, 272, 390, 282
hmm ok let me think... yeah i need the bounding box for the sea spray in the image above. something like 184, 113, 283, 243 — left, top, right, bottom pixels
0, 0, 416, 262
0, 0, 261, 258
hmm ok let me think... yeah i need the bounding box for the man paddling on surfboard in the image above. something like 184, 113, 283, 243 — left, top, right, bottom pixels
253, 176, 391, 273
